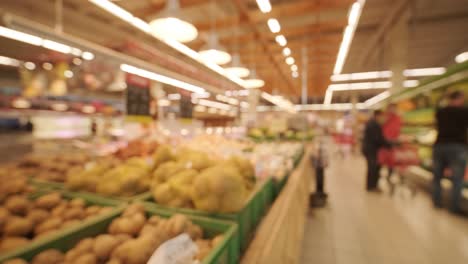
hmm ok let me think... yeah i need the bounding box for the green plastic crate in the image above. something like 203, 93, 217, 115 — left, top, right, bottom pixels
144, 179, 273, 252
0, 206, 239, 264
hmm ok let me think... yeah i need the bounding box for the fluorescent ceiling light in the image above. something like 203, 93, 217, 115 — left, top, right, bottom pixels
82, 51, 95, 61
24, 62, 36, 70
333, 1, 365, 75
42, 40, 72, 54
324, 90, 333, 105
225, 90, 249, 97
244, 79, 265, 89
256, 0, 272, 13
267, 18, 281, 33
72, 58, 82, 65
365, 91, 390, 107
158, 99, 171, 107
331, 70, 392, 81
191, 92, 211, 99
261, 92, 296, 113
328, 81, 391, 91
42, 62, 53, 70
291, 65, 298, 72
0, 55, 21, 67
64, 70, 74, 78
295, 103, 366, 111
292, 72, 299, 78
12, 98, 31, 109
168, 93, 181, 100
455, 51, 468, 63
282, 47, 291, 56
82, 105, 96, 114
240, 101, 249, 109
150, 17, 198, 43
403, 80, 419, 87
120, 64, 206, 94
198, 99, 231, 111
199, 34, 231, 65
403, 67, 446, 77
51, 103, 68, 111
0, 26, 42, 46
89, 0, 248, 89
225, 53, 250, 78
285, 57, 295, 65
275, 35, 287, 46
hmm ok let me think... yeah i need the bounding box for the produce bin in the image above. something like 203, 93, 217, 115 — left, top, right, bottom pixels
144, 178, 273, 252
0, 206, 239, 264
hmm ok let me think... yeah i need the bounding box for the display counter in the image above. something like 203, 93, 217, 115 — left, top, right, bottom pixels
242, 145, 311, 264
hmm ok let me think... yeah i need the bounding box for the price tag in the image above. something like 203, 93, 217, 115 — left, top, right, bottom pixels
147, 234, 198, 264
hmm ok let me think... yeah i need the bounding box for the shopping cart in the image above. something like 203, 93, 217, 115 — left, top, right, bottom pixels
333, 133, 355, 157
378, 145, 421, 195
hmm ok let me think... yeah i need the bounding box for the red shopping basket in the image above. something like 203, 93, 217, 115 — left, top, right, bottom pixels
378, 145, 420, 168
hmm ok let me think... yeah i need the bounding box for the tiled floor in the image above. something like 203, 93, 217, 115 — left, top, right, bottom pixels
300, 152, 468, 264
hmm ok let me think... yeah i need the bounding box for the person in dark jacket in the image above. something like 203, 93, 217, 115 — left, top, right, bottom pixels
362, 110, 391, 191
433, 91, 468, 214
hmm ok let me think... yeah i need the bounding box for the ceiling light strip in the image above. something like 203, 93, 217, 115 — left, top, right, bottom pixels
333, 0, 365, 75
267, 18, 281, 33
197, 99, 232, 111
0, 55, 21, 67
120, 64, 206, 94
364, 91, 391, 107
256, 0, 272, 13
455, 51, 468, 63
89, 0, 247, 89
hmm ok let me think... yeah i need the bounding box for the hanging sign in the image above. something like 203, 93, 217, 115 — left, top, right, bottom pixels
126, 73, 152, 122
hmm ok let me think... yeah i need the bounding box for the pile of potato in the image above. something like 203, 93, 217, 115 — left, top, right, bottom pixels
0, 192, 113, 254
9, 153, 90, 183
3, 204, 223, 264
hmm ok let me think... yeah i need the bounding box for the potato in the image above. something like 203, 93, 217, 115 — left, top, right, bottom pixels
115, 234, 132, 243
31, 249, 64, 264
63, 207, 85, 220
72, 253, 97, 264
122, 203, 145, 217
195, 239, 212, 260
61, 219, 80, 229
0, 237, 29, 252
2, 258, 28, 264
108, 213, 145, 237
0, 207, 11, 228
51, 202, 68, 217
34, 217, 62, 235
27, 209, 49, 224
2, 178, 27, 195
93, 234, 120, 260
35, 193, 62, 209
69, 198, 86, 208
147, 215, 162, 225
187, 224, 203, 241
105, 259, 122, 264
85, 206, 101, 217
74, 238, 95, 254
64, 248, 79, 262
5, 196, 30, 215
4, 217, 33, 236
111, 237, 155, 264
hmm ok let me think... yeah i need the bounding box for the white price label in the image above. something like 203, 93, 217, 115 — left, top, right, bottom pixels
147, 234, 198, 264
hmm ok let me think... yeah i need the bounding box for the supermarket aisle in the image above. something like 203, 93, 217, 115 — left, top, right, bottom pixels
300, 152, 468, 264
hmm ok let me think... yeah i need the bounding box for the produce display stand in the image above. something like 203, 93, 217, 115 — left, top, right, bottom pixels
272, 146, 305, 197
0, 191, 123, 262
242, 145, 311, 264
0, 205, 239, 264
144, 178, 275, 253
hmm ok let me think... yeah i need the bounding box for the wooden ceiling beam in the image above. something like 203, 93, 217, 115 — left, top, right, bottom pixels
133, 0, 212, 18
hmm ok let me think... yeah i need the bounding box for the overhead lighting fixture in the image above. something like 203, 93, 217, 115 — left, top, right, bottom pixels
168, 93, 182, 100
261, 92, 296, 113
191, 92, 211, 99
12, 98, 31, 109
0, 26, 42, 46
365, 91, 390, 107
158, 99, 171, 107
198, 99, 231, 111
275, 35, 287, 46
149, 0, 198, 43
331, 70, 392, 81
82, 51, 95, 61
291, 65, 298, 72
292, 71, 299, 78
72, 58, 82, 65
0, 55, 20, 67
194, 105, 206, 112
240, 101, 249, 109
244, 69, 265, 89
282, 47, 291, 57
82, 105, 96, 114
403, 67, 446, 77
64, 70, 74, 78
42, 39, 72, 54
294, 103, 367, 111
455, 51, 468, 63
267, 18, 281, 33
89, 0, 248, 89
285, 57, 295, 65
333, 0, 365, 75
24, 62, 36, 70
199, 33, 232, 65
120, 64, 206, 94
225, 53, 250, 78
51, 103, 68, 111
256, 0, 272, 13
42, 62, 53, 71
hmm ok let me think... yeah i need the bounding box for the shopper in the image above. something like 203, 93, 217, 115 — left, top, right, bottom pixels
362, 110, 391, 191
432, 91, 468, 214
381, 104, 402, 180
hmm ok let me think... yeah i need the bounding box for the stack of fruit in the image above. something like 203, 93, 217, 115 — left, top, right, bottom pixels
0, 192, 113, 254
3, 204, 223, 264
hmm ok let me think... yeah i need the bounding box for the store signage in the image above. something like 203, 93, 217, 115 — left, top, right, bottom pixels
126, 73, 151, 117
179, 93, 193, 119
